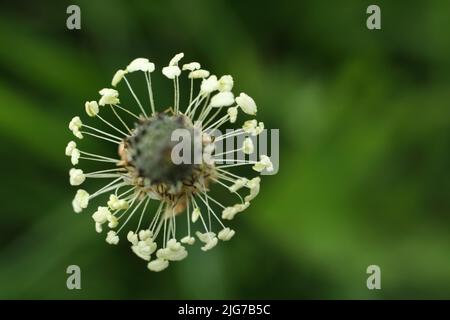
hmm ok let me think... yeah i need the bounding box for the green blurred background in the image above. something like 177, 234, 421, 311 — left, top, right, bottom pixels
0, 0, 449, 299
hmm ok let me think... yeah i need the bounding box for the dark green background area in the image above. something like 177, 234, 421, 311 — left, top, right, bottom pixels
0, 0, 449, 299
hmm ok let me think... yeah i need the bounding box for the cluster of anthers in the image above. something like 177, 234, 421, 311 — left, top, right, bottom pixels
66, 53, 273, 272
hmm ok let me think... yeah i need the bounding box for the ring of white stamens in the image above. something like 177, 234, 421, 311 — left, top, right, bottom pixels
67, 53, 270, 272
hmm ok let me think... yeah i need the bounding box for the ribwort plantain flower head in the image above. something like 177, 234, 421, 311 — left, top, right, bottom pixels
66, 53, 273, 272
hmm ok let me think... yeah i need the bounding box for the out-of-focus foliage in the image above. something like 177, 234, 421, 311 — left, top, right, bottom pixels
0, 0, 449, 299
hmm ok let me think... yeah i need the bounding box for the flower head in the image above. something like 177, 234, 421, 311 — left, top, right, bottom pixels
66, 54, 272, 271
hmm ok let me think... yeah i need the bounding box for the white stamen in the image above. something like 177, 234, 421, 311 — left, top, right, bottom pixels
123, 76, 148, 118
